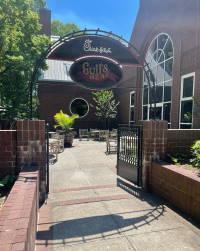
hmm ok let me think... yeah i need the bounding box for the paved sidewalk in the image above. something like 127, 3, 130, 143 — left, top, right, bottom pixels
36, 140, 200, 251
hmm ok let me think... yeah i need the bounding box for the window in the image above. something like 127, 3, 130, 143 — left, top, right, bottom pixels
70, 98, 89, 118
179, 73, 195, 129
142, 33, 174, 126
129, 91, 135, 124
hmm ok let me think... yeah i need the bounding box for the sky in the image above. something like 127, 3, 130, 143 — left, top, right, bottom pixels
46, 0, 140, 41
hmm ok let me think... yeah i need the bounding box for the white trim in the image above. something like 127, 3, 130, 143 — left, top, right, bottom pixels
142, 101, 171, 121
179, 72, 195, 128
129, 91, 135, 107
129, 91, 135, 123
70, 97, 89, 118
147, 33, 174, 65
142, 33, 174, 124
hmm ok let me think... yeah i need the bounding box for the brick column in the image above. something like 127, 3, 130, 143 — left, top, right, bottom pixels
0, 130, 16, 177
16, 120, 46, 202
142, 120, 168, 191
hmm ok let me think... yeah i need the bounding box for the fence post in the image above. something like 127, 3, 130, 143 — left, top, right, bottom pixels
16, 120, 46, 203
142, 120, 168, 191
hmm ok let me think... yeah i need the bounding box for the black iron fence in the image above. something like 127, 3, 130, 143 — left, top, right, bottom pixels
45, 123, 49, 195
117, 125, 143, 186
0, 120, 16, 130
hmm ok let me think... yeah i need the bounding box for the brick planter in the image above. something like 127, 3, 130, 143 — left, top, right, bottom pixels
0, 167, 39, 251
150, 162, 200, 223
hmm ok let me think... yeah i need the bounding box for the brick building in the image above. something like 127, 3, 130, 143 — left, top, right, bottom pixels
38, 1, 200, 129
118, 0, 200, 129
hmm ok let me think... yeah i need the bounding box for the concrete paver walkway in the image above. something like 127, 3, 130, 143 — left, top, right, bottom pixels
36, 140, 200, 251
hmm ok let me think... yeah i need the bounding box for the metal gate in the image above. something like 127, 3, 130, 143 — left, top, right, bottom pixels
117, 126, 143, 186
45, 123, 49, 195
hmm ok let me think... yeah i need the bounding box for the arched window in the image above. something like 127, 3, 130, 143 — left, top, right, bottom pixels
70, 98, 89, 118
143, 33, 174, 125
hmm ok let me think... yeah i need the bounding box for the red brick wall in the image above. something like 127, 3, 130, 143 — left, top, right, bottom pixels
150, 162, 200, 223
16, 120, 46, 202
0, 168, 39, 251
121, 0, 200, 128
0, 121, 46, 202
0, 130, 16, 178
142, 120, 168, 190
167, 129, 200, 154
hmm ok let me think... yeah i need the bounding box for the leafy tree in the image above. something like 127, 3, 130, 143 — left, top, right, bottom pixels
33, 0, 46, 10
92, 90, 119, 129
191, 140, 200, 168
51, 20, 80, 37
0, 0, 50, 119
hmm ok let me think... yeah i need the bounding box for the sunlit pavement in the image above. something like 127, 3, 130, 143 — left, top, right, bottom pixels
36, 140, 200, 251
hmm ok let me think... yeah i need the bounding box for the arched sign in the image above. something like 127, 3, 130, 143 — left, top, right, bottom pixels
69, 56, 123, 89
30, 30, 156, 118
45, 32, 142, 89
48, 35, 140, 65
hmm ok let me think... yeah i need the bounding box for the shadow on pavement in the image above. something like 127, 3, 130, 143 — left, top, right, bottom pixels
37, 204, 165, 244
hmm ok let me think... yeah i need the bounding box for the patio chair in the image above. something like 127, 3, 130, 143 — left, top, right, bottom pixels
99, 130, 109, 141
51, 133, 65, 152
79, 129, 90, 141
106, 133, 117, 154
109, 129, 118, 138
49, 139, 59, 164
90, 129, 100, 141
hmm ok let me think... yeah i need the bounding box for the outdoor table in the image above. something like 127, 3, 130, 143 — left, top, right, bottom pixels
90, 130, 100, 141
48, 131, 57, 138
49, 138, 59, 143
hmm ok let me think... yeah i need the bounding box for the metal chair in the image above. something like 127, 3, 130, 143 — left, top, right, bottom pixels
106, 132, 117, 154
51, 133, 65, 152
90, 129, 100, 141
110, 129, 117, 137
79, 129, 90, 141
99, 130, 109, 141
49, 139, 59, 164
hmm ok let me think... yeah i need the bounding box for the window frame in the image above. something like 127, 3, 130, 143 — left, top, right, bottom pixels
179, 72, 195, 128
142, 33, 174, 127
70, 97, 89, 118
129, 91, 135, 124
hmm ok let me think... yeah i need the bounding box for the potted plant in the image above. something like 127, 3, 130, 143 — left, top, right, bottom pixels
54, 110, 79, 147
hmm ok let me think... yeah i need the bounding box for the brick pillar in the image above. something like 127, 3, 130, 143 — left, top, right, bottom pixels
0, 130, 16, 177
16, 120, 46, 202
142, 120, 168, 191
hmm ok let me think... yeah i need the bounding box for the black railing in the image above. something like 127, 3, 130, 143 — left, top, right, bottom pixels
117, 125, 143, 186
45, 123, 49, 195
0, 120, 16, 130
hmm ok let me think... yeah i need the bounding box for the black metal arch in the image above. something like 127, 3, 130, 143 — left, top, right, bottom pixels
30, 29, 156, 119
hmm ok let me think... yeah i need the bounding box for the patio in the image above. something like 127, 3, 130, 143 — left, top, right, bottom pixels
36, 140, 200, 251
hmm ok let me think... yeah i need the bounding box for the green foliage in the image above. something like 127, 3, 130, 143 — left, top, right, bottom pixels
92, 90, 119, 128
33, 0, 46, 10
191, 140, 200, 168
51, 20, 80, 37
0, 175, 16, 190
183, 112, 192, 123
0, 0, 50, 119
166, 153, 189, 165
54, 110, 79, 133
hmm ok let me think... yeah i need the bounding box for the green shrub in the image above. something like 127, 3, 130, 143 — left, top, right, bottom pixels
0, 175, 16, 191
191, 140, 200, 168
54, 110, 79, 134
166, 153, 188, 165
